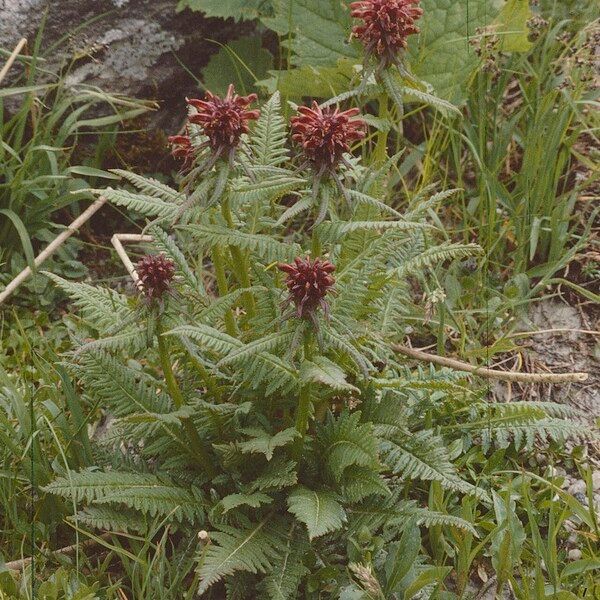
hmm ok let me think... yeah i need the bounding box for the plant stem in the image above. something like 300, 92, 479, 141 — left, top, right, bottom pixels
156, 319, 215, 477
221, 197, 256, 319
212, 245, 238, 337
311, 229, 322, 258
157, 322, 185, 410
293, 331, 314, 460
375, 92, 389, 164
436, 302, 446, 357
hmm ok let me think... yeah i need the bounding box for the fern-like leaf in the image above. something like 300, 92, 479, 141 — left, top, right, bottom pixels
109, 169, 184, 202
218, 492, 273, 514
149, 225, 205, 295
318, 219, 433, 242
381, 430, 486, 499
317, 412, 380, 483
249, 92, 289, 167
217, 331, 296, 368
232, 176, 305, 204
249, 458, 298, 492
69, 351, 171, 416
43, 470, 203, 522
45, 273, 132, 331
179, 224, 300, 262
94, 187, 179, 219
261, 524, 309, 600
273, 197, 312, 227
72, 506, 147, 533
197, 519, 285, 594
287, 486, 346, 540
391, 242, 481, 278
238, 427, 299, 461
299, 356, 360, 393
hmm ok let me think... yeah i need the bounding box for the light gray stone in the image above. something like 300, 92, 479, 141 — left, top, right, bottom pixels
568, 548, 582, 561
567, 479, 587, 495
0, 0, 248, 128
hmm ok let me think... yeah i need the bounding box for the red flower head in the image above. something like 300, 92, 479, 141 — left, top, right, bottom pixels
291, 102, 366, 172
136, 254, 176, 301
351, 0, 423, 67
187, 84, 260, 156
168, 131, 195, 171
278, 256, 336, 319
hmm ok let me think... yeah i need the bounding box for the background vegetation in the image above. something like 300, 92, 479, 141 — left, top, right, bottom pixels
0, 0, 598, 598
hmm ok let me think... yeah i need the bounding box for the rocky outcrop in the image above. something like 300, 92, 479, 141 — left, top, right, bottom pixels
0, 0, 248, 128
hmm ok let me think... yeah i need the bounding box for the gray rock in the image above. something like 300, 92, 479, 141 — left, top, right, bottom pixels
0, 0, 249, 129
568, 479, 587, 495
568, 548, 582, 561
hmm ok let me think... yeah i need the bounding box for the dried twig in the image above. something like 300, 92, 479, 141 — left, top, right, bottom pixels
392, 344, 589, 383
473, 575, 498, 600
111, 233, 154, 290
0, 38, 27, 86
5, 532, 112, 572
0, 197, 107, 306
508, 328, 600, 338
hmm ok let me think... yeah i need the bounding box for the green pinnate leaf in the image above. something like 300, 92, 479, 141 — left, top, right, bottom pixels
219, 492, 273, 513
300, 356, 360, 393
317, 412, 380, 482
238, 427, 300, 461
287, 486, 346, 540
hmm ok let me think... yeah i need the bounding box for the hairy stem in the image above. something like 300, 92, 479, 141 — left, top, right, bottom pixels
375, 92, 389, 164
157, 322, 185, 409
311, 229, 322, 258
212, 245, 238, 337
156, 319, 215, 477
293, 331, 314, 460
221, 197, 256, 319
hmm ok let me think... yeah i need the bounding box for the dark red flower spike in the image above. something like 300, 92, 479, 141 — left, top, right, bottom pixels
136, 254, 176, 301
350, 0, 423, 68
168, 131, 195, 172
187, 84, 260, 159
291, 102, 366, 174
278, 257, 336, 319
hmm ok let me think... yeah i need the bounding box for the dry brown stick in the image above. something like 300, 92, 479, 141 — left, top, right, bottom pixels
5, 532, 112, 572
0, 197, 107, 306
508, 328, 600, 338
392, 344, 589, 383
0, 38, 27, 85
111, 233, 154, 290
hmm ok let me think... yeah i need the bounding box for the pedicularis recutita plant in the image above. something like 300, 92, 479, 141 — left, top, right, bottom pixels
43, 9, 593, 598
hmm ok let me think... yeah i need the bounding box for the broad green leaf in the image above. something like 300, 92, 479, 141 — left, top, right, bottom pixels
287, 486, 346, 539
561, 558, 600, 579
385, 520, 421, 593
202, 35, 274, 96
262, 0, 359, 66
403, 566, 452, 599
258, 60, 357, 99
0, 209, 36, 273
0, 84, 51, 98
177, 0, 274, 21
67, 166, 121, 179
494, 0, 533, 52
408, 0, 503, 102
